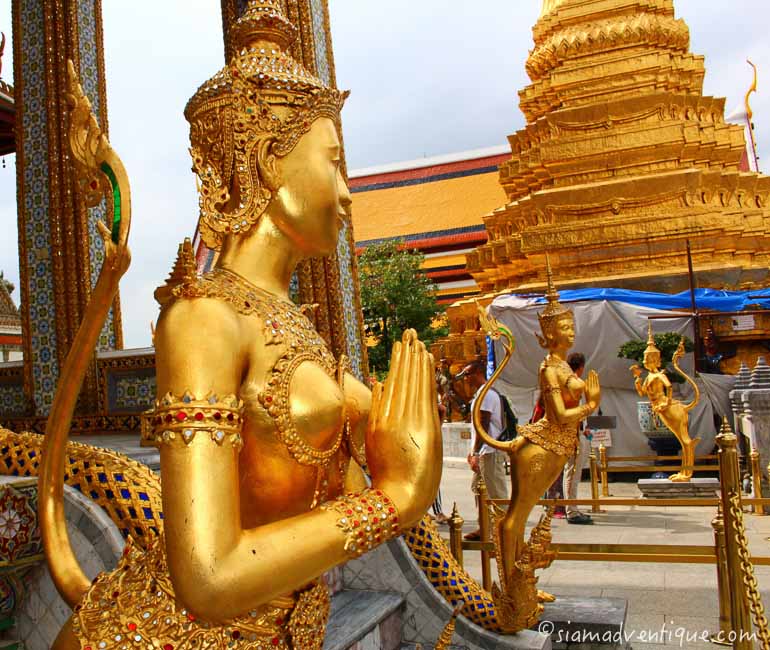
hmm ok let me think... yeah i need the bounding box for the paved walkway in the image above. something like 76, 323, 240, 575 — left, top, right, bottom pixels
436, 464, 770, 649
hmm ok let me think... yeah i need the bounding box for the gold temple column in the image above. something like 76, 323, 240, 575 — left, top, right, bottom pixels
12, 0, 121, 416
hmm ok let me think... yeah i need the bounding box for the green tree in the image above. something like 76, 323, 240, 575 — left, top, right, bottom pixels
359, 240, 446, 375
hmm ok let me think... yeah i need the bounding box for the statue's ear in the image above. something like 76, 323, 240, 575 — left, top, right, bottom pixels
535, 332, 548, 349
256, 139, 281, 192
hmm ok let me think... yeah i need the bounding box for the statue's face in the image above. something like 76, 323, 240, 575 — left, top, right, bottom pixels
643, 350, 661, 371
271, 117, 351, 256
550, 315, 575, 350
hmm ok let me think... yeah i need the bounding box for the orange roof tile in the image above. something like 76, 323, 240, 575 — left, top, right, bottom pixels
351, 171, 506, 243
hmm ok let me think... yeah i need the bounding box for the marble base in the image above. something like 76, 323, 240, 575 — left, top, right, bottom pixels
638, 478, 720, 498
537, 597, 629, 650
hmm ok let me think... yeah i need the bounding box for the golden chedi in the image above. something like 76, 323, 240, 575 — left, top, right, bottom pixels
41, 2, 442, 648
466, 0, 770, 295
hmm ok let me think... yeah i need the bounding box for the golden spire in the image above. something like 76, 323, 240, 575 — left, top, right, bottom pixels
536, 254, 571, 342
644, 322, 659, 355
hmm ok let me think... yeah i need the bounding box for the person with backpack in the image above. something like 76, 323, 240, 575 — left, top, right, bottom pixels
463, 359, 513, 540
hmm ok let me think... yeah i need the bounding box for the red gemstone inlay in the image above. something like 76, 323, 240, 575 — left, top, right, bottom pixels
271, 638, 280, 646
214, 412, 222, 420
89, 180, 98, 190
187, 613, 196, 622
112, 591, 120, 598
165, 414, 173, 423
276, 618, 284, 626
195, 412, 204, 421
176, 412, 187, 422
227, 413, 235, 421
232, 630, 242, 640
163, 645, 174, 650
346, 509, 353, 516
353, 520, 360, 528
388, 507, 395, 514
128, 623, 137, 631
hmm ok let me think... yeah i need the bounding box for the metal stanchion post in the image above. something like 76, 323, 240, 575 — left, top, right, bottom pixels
478, 478, 492, 592
599, 444, 610, 497
589, 451, 600, 513
751, 449, 764, 515
716, 420, 753, 650
448, 503, 464, 568
710, 502, 733, 646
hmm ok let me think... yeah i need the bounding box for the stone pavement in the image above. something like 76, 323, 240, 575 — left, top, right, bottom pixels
435, 464, 770, 649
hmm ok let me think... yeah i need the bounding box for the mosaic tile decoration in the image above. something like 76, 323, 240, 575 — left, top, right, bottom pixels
107, 369, 156, 414
77, 0, 116, 352
0, 382, 26, 418
309, 0, 331, 85
19, 3, 60, 415
336, 222, 364, 378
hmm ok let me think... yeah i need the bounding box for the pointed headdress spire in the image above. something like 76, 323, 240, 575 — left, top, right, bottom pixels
536, 254, 572, 343
645, 322, 660, 355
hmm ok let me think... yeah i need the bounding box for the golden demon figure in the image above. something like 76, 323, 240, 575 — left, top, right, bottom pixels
41, 2, 442, 648
473, 259, 601, 631
631, 326, 700, 482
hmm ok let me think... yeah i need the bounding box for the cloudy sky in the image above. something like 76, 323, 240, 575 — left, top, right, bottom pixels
0, 1, 768, 350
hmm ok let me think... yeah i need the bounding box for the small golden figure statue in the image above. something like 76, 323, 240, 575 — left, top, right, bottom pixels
473, 259, 601, 631
42, 2, 442, 648
631, 326, 700, 482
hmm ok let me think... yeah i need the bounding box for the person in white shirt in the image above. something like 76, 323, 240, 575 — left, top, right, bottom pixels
562, 352, 593, 524
463, 360, 509, 540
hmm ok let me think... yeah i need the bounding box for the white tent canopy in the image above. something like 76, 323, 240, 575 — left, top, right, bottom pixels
487, 296, 736, 458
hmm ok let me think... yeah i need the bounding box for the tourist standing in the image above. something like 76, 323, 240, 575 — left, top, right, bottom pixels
563, 352, 593, 524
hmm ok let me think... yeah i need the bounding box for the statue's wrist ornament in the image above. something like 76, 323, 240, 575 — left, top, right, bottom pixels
142, 392, 244, 449
579, 403, 593, 419
322, 490, 400, 559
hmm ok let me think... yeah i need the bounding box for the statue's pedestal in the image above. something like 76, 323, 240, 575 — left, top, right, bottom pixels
637, 478, 720, 498
536, 596, 629, 649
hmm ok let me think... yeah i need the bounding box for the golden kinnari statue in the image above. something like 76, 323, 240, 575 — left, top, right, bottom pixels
41, 2, 442, 648
631, 326, 700, 482
473, 259, 601, 631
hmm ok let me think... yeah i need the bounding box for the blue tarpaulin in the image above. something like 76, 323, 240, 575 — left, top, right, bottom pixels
530, 288, 770, 313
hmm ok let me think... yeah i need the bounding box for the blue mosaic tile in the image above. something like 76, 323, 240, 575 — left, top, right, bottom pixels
0, 382, 26, 417
19, 3, 58, 413
77, 0, 116, 352
336, 222, 363, 379
309, 0, 330, 85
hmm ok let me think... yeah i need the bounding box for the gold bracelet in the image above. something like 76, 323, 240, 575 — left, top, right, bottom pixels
142, 391, 244, 449
579, 403, 593, 419
322, 489, 400, 559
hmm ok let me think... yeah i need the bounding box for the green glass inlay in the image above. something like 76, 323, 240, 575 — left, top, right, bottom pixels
100, 161, 121, 244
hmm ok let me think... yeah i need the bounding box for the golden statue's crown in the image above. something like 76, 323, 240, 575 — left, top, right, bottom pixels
537, 255, 572, 342
644, 322, 660, 355
185, 0, 348, 250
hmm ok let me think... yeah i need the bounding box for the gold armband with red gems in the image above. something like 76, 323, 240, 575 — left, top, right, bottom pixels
321, 490, 400, 559
141, 391, 244, 450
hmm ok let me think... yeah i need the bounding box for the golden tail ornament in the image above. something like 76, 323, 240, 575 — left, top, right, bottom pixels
671, 337, 700, 413
38, 60, 132, 609
435, 601, 465, 649
472, 301, 517, 453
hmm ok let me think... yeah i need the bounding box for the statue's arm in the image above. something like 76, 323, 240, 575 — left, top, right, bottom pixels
634, 376, 645, 397
542, 366, 598, 425
155, 306, 433, 623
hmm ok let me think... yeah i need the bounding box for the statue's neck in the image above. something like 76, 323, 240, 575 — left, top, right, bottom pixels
216, 216, 300, 299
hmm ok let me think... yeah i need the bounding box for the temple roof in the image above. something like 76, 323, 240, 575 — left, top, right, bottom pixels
350, 147, 508, 244
0, 80, 14, 156
0, 275, 20, 329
